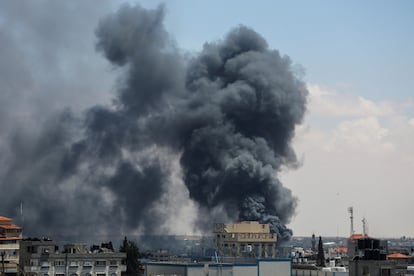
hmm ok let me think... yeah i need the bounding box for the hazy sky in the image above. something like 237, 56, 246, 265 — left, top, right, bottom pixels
1, 0, 413, 239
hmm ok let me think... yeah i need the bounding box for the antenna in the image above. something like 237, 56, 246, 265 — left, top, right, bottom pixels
348, 207, 354, 237
20, 201, 24, 223
362, 217, 367, 237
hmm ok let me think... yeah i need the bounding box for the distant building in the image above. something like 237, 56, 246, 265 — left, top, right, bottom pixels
213, 221, 277, 258
0, 216, 22, 275
19, 239, 126, 276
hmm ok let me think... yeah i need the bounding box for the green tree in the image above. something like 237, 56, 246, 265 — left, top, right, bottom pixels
317, 236, 325, 267
120, 236, 142, 276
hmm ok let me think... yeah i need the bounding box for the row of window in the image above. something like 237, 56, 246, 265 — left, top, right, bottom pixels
42, 273, 117, 276
217, 233, 275, 239
220, 243, 274, 248
36, 261, 119, 267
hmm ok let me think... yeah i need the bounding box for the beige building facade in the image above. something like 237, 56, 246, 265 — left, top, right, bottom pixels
213, 221, 277, 258
0, 216, 22, 275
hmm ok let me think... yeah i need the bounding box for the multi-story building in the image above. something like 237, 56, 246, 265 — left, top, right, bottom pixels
19, 239, 126, 276
213, 221, 277, 258
0, 216, 22, 276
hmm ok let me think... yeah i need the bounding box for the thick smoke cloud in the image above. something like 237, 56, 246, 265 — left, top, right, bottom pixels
0, 2, 307, 241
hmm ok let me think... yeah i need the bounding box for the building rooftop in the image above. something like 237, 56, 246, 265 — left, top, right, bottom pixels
0, 224, 22, 230
217, 221, 271, 234
0, 216, 12, 223
350, 233, 369, 240
387, 253, 410, 259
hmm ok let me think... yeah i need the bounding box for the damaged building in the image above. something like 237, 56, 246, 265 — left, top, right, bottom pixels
214, 221, 277, 259
19, 238, 126, 276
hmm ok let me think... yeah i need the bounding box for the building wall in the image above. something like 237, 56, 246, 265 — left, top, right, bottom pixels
349, 259, 398, 276
186, 266, 206, 276
258, 259, 291, 276
232, 264, 257, 276
145, 263, 200, 276
214, 221, 277, 258
208, 264, 233, 276
19, 240, 126, 276
0, 216, 22, 275
292, 270, 348, 276
145, 259, 292, 276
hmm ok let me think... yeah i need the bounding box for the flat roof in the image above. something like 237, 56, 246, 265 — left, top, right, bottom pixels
0, 237, 22, 241
0, 216, 12, 222
0, 224, 22, 230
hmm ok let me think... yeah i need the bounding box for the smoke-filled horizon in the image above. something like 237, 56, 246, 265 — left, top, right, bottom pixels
0, 3, 307, 241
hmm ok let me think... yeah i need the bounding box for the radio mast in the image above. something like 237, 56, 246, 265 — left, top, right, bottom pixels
348, 207, 354, 236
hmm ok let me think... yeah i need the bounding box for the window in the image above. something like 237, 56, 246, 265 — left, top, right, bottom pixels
83, 261, 93, 267
95, 260, 106, 266
27, 246, 37, 253
55, 274, 65, 276
109, 260, 117, 266
54, 260, 65, 266
69, 261, 78, 267
380, 268, 391, 276
97, 274, 106, 276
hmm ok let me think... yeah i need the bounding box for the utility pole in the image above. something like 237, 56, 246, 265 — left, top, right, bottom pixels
65, 251, 68, 276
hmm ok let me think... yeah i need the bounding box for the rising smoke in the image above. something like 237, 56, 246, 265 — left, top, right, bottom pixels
0, 3, 307, 241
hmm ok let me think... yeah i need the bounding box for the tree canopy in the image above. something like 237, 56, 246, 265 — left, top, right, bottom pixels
120, 236, 143, 276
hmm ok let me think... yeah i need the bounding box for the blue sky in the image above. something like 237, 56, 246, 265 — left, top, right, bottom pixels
135, 0, 414, 102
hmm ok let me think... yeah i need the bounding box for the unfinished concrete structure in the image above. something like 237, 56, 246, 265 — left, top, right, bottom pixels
213, 221, 277, 258
19, 239, 126, 276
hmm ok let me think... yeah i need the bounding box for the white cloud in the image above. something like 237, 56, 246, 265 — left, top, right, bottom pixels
325, 116, 394, 153
307, 84, 395, 118
409, 118, 414, 128
283, 85, 414, 238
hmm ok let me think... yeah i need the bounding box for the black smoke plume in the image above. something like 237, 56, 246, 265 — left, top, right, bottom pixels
0, 3, 307, 241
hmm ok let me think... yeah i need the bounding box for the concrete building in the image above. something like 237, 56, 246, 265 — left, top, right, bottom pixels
347, 236, 414, 275
19, 239, 126, 276
0, 216, 22, 276
213, 221, 277, 258
145, 259, 291, 276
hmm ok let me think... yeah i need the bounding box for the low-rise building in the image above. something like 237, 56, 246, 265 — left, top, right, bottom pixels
19, 239, 126, 276
0, 216, 22, 275
144, 259, 291, 276
213, 221, 277, 258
